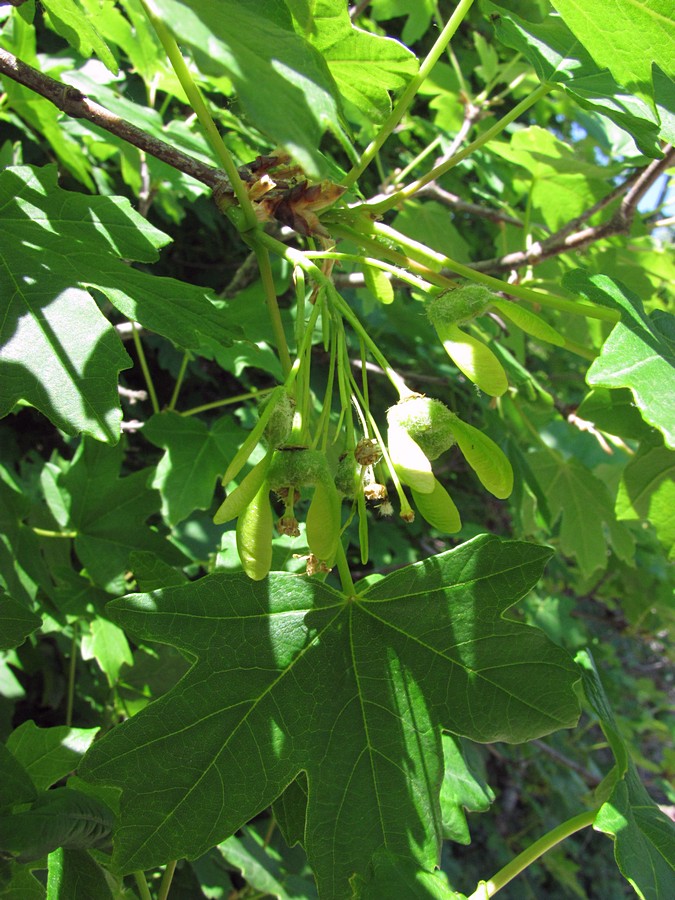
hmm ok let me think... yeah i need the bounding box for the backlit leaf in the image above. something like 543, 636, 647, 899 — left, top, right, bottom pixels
529, 450, 635, 577
151, 0, 342, 177
564, 269, 675, 450
301, 0, 418, 122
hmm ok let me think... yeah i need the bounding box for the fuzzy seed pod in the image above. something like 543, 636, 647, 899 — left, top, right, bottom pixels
268, 448, 331, 490
261, 391, 296, 448
334, 452, 360, 498
426, 285, 494, 327
387, 396, 456, 460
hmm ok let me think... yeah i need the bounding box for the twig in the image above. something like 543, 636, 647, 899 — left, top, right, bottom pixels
530, 739, 602, 787
416, 182, 524, 226
349, 1, 371, 20
350, 355, 447, 386
471, 147, 674, 273
0, 47, 229, 192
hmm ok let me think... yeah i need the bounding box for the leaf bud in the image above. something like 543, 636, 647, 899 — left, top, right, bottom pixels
426, 285, 495, 327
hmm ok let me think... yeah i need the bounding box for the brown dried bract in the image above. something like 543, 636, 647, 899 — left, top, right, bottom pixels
277, 515, 301, 537
364, 483, 388, 503
355, 438, 382, 467
224, 151, 345, 237
305, 553, 331, 577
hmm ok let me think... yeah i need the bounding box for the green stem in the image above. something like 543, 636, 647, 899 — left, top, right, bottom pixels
131, 324, 160, 414
327, 221, 457, 290
313, 328, 338, 452
133, 871, 153, 900
179, 387, 275, 418
168, 351, 191, 411
369, 82, 554, 214
139, 0, 257, 231
303, 250, 433, 292
335, 542, 356, 596
329, 286, 412, 398
65, 628, 77, 728
348, 375, 414, 521
392, 134, 443, 186
255, 231, 416, 396
31, 526, 77, 538
342, 0, 476, 188
253, 242, 292, 376
372, 221, 620, 324
467, 809, 597, 899
158, 860, 177, 900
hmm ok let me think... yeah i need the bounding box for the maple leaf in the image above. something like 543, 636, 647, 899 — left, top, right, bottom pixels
80, 535, 579, 896
0, 165, 238, 442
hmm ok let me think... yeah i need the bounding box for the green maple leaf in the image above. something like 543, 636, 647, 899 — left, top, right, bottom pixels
529, 449, 635, 578
564, 269, 675, 450
143, 411, 241, 527
151, 0, 342, 177
577, 651, 675, 900
303, 0, 418, 122
52, 438, 185, 591
0, 589, 41, 652
488, 4, 662, 156
80, 535, 579, 897
0, 165, 237, 443
41, 0, 118, 74
550, 0, 674, 116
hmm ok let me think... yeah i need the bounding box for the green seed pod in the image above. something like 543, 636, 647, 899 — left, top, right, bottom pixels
387, 424, 435, 494
364, 264, 394, 305
426, 285, 494, 327
387, 396, 455, 460
334, 452, 360, 498
236, 482, 273, 580
213, 452, 272, 525
222, 385, 286, 485
434, 320, 508, 397
305, 481, 341, 562
451, 417, 513, 499
490, 298, 565, 347
261, 390, 296, 448
411, 479, 461, 534
268, 448, 331, 491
